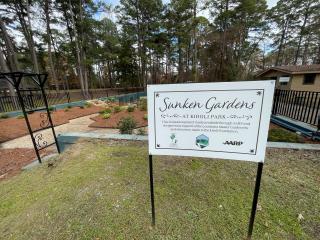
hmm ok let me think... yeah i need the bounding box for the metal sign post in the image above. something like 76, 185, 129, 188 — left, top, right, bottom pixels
247, 162, 264, 239
148, 154, 156, 226
147, 157, 265, 238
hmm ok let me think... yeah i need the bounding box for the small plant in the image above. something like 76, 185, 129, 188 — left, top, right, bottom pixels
117, 116, 137, 134
84, 102, 92, 108
137, 128, 146, 135
79, 106, 84, 109
120, 106, 127, 111
138, 97, 147, 111
109, 97, 116, 103
100, 108, 112, 115
143, 114, 148, 120
64, 108, 70, 112
48, 106, 55, 112
16, 114, 25, 119
0, 113, 9, 119
127, 105, 135, 112
113, 106, 121, 113
102, 113, 111, 119
67, 105, 72, 109
104, 108, 112, 114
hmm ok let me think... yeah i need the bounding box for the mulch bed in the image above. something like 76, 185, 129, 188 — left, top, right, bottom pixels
0, 106, 103, 143
0, 148, 52, 180
89, 109, 147, 128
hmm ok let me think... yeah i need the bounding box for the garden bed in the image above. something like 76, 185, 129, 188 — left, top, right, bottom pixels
89, 109, 147, 128
0, 106, 103, 143
0, 148, 52, 180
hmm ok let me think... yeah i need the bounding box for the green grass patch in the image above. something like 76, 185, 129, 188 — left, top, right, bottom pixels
268, 128, 305, 143
0, 140, 319, 239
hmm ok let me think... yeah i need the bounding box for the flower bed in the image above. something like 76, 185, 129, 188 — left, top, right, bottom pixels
0, 106, 103, 143
89, 109, 147, 128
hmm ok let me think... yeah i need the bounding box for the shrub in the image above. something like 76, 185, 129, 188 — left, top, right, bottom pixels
64, 108, 70, 112
79, 106, 84, 109
120, 106, 127, 111
0, 113, 9, 119
84, 102, 92, 108
100, 108, 112, 115
117, 116, 137, 134
114, 106, 121, 113
67, 105, 72, 109
104, 108, 112, 114
127, 105, 135, 112
48, 106, 55, 112
109, 97, 116, 103
138, 97, 147, 111
16, 114, 25, 119
143, 114, 148, 120
102, 113, 111, 119
137, 128, 146, 135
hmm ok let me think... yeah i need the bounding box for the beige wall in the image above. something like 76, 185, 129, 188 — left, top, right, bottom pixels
258, 70, 320, 92
290, 74, 320, 91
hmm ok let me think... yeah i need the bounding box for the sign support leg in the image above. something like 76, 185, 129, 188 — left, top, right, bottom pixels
148, 154, 156, 226
247, 162, 264, 239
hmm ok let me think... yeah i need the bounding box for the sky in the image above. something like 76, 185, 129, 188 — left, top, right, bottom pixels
100, 0, 280, 23
107, 0, 279, 9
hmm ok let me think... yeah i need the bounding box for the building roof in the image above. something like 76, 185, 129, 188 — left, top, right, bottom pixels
256, 64, 320, 77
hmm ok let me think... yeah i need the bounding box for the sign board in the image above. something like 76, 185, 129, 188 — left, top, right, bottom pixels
147, 81, 275, 162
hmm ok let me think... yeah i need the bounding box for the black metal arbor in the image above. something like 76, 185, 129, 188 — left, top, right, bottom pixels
0, 72, 60, 163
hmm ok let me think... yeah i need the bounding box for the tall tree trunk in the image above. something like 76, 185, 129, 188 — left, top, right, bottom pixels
0, 47, 9, 72
219, 0, 229, 80
192, 0, 198, 82
14, 0, 39, 73
44, 0, 59, 90
68, 0, 88, 98
0, 17, 19, 71
302, 35, 311, 64
0, 47, 17, 108
294, 3, 311, 65
275, 19, 289, 66
178, 37, 183, 83
315, 38, 320, 64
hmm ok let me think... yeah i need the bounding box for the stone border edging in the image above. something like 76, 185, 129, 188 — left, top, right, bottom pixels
59, 132, 320, 151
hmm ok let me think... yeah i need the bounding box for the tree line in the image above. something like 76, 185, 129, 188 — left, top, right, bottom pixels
0, 0, 319, 97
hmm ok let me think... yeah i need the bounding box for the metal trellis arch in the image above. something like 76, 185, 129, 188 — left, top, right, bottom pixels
0, 72, 60, 163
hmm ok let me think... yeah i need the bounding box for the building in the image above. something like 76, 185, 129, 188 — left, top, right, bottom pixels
256, 64, 320, 91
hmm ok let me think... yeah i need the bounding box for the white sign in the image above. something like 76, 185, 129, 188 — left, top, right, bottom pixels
147, 81, 275, 163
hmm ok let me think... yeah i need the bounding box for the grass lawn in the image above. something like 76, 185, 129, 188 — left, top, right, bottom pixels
268, 128, 306, 143
0, 140, 319, 239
